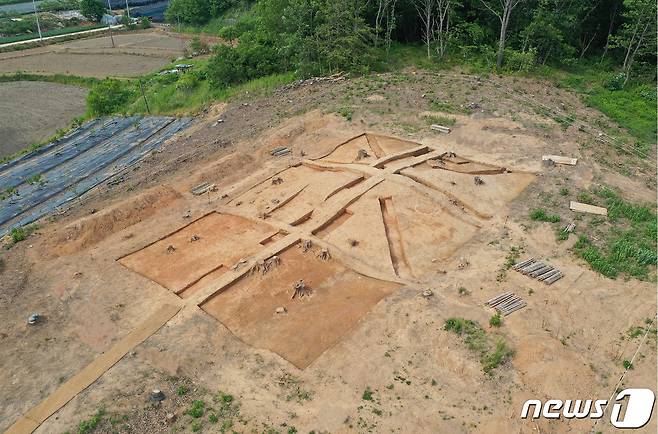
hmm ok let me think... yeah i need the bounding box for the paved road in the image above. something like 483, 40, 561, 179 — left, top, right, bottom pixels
0, 24, 123, 48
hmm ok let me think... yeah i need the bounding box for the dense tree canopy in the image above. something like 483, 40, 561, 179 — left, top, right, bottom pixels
80, 0, 106, 22
169, 0, 657, 89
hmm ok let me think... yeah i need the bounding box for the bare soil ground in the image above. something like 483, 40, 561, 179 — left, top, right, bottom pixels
0, 68, 655, 434
0, 81, 87, 157
0, 29, 189, 78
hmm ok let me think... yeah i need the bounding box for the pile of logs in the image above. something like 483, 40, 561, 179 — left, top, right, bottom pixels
485, 292, 526, 316
513, 258, 563, 284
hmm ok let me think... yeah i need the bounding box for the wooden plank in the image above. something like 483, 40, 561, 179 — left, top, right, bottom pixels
14, 304, 181, 433
542, 155, 578, 165
570, 201, 608, 216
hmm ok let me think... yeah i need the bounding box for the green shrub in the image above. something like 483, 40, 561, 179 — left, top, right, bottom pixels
207, 45, 244, 88
603, 72, 626, 91
503, 48, 536, 72
489, 313, 502, 327
87, 79, 134, 115
9, 224, 38, 244
139, 17, 151, 29
188, 400, 205, 418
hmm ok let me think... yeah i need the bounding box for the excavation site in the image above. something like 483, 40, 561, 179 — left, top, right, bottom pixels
1, 69, 655, 434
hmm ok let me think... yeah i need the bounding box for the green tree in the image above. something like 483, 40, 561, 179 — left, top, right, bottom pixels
611, 0, 657, 85
80, 0, 106, 22
311, 0, 375, 74
165, 0, 210, 25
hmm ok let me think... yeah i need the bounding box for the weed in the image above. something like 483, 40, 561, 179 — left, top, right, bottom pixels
77, 408, 105, 434
208, 413, 218, 424
444, 317, 514, 374
530, 209, 561, 223
27, 173, 44, 185
177, 385, 189, 396
362, 387, 373, 401
188, 400, 205, 418
423, 114, 456, 126
627, 326, 644, 339
481, 340, 515, 374
556, 227, 570, 241
577, 192, 594, 204
0, 187, 17, 201
458, 286, 470, 296
489, 313, 502, 328
9, 224, 38, 244
559, 187, 570, 196
191, 420, 202, 432
497, 246, 521, 281
337, 106, 354, 121
622, 360, 634, 370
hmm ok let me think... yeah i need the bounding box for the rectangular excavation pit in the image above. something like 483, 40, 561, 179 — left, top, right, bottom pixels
311, 209, 353, 238
200, 245, 401, 369
118, 212, 275, 295
373, 146, 430, 169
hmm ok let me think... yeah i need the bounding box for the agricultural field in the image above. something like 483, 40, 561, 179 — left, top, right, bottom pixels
0, 29, 189, 78
0, 80, 87, 157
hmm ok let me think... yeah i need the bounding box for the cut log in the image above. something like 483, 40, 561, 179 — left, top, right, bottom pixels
430, 124, 451, 134
514, 258, 535, 270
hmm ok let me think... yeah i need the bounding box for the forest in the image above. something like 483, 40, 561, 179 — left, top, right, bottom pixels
164, 0, 656, 89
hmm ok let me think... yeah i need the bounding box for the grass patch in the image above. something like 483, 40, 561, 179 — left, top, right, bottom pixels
530, 208, 561, 223
572, 187, 656, 280
6, 224, 38, 246
337, 106, 354, 121
444, 317, 514, 374
98, 64, 296, 116
77, 408, 105, 434
423, 114, 456, 126
544, 62, 656, 149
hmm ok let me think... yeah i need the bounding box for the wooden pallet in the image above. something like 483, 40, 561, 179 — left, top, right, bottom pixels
485, 292, 526, 316
513, 258, 563, 284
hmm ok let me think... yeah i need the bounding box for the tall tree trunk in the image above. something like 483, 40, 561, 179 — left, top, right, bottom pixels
496, 12, 509, 69
600, 2, 618, 62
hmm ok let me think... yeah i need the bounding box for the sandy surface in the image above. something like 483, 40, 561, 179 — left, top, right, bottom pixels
0, 81, 87, 157
0, 69, 655, 434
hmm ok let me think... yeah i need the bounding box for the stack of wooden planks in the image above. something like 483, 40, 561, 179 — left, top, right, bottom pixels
485, 292, 526, 316
513, 258, 563, 284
